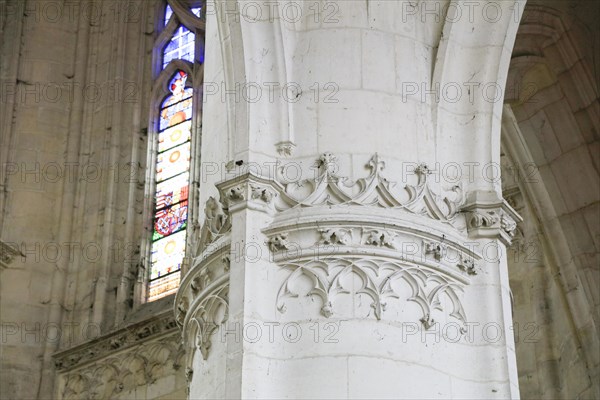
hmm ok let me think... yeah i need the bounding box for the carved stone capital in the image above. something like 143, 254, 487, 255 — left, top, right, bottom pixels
216, 172, 282, 215
461, 191, 523, 246
180, 154, 489, 360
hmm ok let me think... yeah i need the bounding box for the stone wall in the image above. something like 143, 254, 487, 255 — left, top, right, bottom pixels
0, 1, 164, 398
1, 1, 77, 397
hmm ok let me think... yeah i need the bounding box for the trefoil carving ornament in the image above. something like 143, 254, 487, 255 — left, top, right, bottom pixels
318, 228, 352, 246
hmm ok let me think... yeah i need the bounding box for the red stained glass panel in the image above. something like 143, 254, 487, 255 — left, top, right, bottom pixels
153, 200, 188, 240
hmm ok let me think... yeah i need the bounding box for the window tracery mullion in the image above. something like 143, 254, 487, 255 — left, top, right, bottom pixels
168, 0, 206, 31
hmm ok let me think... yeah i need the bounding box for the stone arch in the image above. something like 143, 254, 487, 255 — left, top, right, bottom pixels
212, 0, 248, 161
502, 2, 599, 398
433, 0, 527, 193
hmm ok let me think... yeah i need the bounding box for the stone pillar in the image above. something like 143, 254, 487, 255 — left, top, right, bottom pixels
176, 1, 525, 398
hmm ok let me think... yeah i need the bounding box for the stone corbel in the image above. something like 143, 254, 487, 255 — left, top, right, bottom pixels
461, 191, 523, 246
216, 172, 282, 215
0, 240, 23, 269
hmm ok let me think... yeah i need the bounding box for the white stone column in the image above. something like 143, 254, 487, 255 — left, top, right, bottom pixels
177, 1, 525, 398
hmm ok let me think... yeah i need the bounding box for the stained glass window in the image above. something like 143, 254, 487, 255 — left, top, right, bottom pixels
163, 25, 195, 68
148, 3, 203, 302
148, 71, 193, 301
165, 4, 173, 26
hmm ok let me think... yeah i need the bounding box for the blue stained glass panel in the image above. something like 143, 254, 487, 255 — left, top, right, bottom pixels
165, 4, 173, 26
163, 26, 195, 68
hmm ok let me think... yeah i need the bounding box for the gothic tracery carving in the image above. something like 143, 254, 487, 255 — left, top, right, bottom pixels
276, 257, 468, 330
274, 153, 464, 222
184, 282, 229, 362
178, 153, 514, 374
